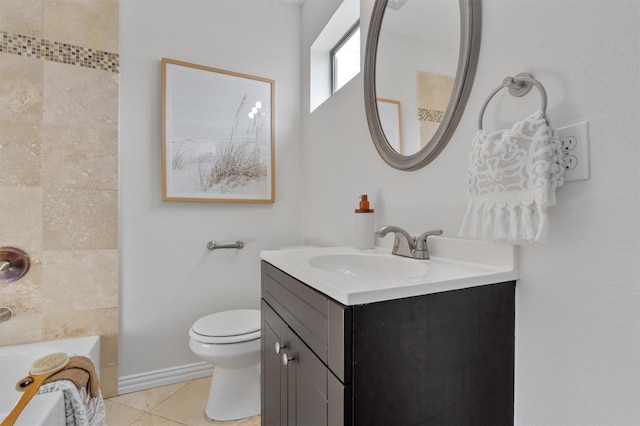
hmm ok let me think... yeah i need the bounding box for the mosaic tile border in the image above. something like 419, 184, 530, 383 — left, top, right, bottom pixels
417, 108, 444, 123
0, 30, 119, 73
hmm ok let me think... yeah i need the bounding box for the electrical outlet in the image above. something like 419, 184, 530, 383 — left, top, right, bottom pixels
556, 121, 590, 182
563, 155, 577, 170
560, 136, 577, 151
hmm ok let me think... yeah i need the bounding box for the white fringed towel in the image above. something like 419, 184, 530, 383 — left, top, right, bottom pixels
39, 381, 105, 426
459, 110, 564, 244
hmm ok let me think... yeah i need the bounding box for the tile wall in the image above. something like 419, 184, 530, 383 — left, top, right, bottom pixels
0, 0, 119, 397
417, 71, 454, 149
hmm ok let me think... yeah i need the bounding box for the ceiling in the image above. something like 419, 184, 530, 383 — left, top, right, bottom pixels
382, 0, 459, 48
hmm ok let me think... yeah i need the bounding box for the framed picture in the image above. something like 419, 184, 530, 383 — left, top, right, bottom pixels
162, 58, 275, 203
376, 98, 402, 153
416, 71, 453, 149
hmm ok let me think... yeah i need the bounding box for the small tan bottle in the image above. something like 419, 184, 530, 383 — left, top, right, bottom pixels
354, 195, 375, 250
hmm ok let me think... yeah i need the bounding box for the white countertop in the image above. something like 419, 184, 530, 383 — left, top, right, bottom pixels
261, 237, 518, 305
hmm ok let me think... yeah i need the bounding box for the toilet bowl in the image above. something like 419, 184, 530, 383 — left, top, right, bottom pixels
188, 309, 261, 421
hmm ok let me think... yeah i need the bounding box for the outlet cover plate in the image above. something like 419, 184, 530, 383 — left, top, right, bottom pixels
556, 121, 590, 182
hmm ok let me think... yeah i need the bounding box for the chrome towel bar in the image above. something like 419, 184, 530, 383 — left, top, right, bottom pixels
207, 240, 244, 251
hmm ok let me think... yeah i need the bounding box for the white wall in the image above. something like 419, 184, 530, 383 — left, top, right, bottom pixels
118, 0, 639, 422
376, 30, 457, 153
119, 0, 302, 378
301, 0, 639, 424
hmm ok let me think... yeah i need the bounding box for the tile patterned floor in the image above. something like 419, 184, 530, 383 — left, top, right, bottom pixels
104, 377, 260, 426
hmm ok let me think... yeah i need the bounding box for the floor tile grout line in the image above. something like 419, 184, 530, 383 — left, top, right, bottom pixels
106, 378, 211, 425
105, 377, 263, 425
144, 412, 191, 426
106, 380, 191, 412
106, 398, 191, 426
102, 400, 146, 426
147, 381, 191, 412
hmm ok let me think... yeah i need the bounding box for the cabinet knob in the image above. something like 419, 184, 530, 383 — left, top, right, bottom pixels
275, 342, 288, 354
282, 352, 295, 367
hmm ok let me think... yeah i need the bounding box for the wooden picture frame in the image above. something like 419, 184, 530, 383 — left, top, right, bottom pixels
162, 58, 275, 203
376, 98, 402, 153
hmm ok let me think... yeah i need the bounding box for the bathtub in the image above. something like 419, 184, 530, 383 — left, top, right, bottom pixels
0, 335, 100, 426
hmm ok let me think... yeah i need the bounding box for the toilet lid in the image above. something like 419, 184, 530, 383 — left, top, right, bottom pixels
192, 309, 260, 338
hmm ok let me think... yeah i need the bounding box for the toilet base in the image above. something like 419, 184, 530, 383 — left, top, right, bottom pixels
205, 364, 261, 421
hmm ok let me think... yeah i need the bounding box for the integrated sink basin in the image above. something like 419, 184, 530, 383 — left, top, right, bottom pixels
308, 253, 430, 282
261, 238, 518, 305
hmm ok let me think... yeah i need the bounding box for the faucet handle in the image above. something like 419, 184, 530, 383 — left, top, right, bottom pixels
415, 229, 443, 259
375, 225, 416, 258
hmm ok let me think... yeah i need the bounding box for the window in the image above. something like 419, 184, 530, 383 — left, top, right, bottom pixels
309, 0, 360, 111
331, 22, 360, 94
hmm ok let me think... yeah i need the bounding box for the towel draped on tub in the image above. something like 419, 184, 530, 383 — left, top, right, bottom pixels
37, 355, 106, 426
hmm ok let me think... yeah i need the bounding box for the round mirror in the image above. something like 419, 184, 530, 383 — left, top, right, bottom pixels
364, 0, 481, 170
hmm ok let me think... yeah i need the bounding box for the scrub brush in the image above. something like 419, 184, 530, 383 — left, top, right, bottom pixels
1, 352, 69, 426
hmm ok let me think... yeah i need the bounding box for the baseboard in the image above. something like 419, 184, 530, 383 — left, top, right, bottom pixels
117, 362, 214, 395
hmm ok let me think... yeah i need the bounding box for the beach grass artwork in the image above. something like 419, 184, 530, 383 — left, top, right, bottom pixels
162, 58, 275, 203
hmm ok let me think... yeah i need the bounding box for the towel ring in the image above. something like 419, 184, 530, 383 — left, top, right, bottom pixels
478, 73, 548, 130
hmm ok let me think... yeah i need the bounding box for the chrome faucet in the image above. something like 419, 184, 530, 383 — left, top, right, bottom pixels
375, 226, 443, 259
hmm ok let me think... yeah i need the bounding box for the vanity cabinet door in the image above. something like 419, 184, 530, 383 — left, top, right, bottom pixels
262, 300, 339, 426
288, 331, 328, 426
261, 300, 288, 426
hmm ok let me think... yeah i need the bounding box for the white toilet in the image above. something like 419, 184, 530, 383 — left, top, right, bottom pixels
188, 309, 261, 421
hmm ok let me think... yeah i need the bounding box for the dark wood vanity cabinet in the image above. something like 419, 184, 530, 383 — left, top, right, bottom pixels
261, 261, 515, 426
